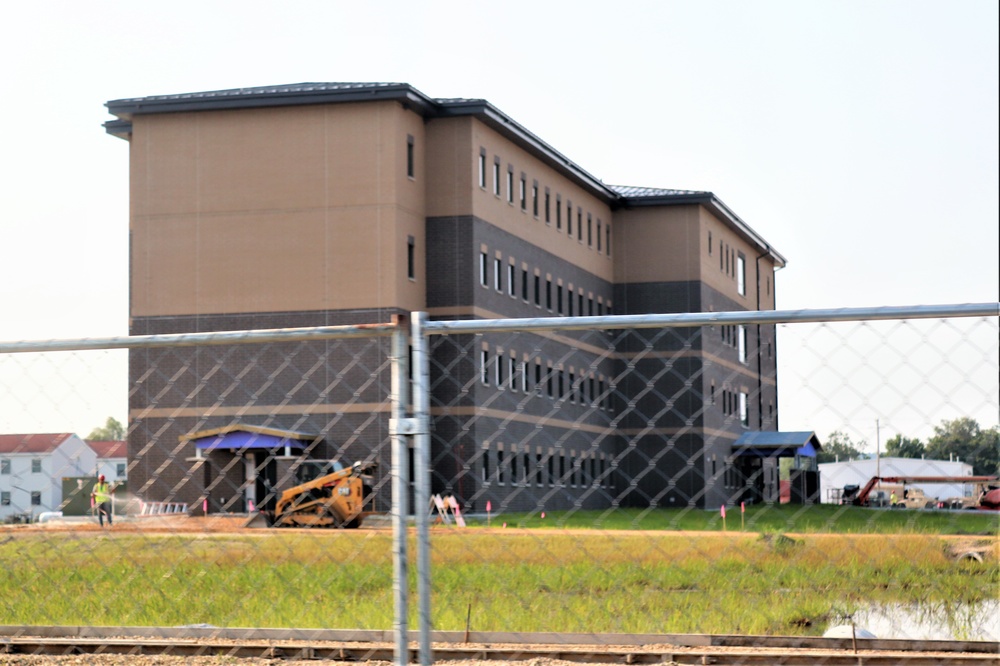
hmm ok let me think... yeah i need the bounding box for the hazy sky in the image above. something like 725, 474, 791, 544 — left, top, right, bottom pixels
0, 1, 997, 438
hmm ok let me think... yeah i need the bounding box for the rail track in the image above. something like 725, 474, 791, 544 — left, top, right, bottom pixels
0, 628, 997, 665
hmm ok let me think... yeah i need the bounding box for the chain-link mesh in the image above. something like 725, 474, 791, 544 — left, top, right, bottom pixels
0, 308, 997, 655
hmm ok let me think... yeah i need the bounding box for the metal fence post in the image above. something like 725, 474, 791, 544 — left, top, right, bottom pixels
390, 315, 410, 666
411, 311, 432, 666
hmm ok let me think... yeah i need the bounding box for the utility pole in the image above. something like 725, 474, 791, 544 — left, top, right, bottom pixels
876, 419, 881, 496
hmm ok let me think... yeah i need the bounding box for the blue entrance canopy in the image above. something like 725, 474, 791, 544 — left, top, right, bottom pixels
732, 431, 822, 458
180, 424, 318, 452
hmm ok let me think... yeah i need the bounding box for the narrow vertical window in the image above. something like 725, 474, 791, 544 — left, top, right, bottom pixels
534, 274, 541, 306
509, 356, 517, 391
556, 284, 563, 314
508, 264, 516, 297
493, 157, 501, 196
567, 290, 573, 316
596, 220, 602, 252
496, 350, 504, 388
739, 391, 749, 427
737, 253, 746, 296
708, 231, 713, 255
483, 446, 491, 483
606, 224, 611, 256
577, 209, 583, 241
738, 324, 747, 364
481, 349, 489, 385
556, 196, 562, 229
532, 182, 539, 216
494, 257, 502, 293
519, 174, 526, 210
587, 214, 592, 247
545, 278, 552, 311
507, 167, 514, 204
521, 268, 529, 301
406, 135, 415, 178
478, 149, 487, 188
407, 235, 415, 280
544, 189, 550, 223
520, 361, 528, 392
566, 201, 572, 236
480, 253, 488, 287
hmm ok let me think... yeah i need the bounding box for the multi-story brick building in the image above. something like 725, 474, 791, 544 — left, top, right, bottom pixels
104, 82, 786, 514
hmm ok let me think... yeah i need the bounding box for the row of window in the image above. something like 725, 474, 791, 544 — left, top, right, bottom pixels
479, 251, 612, 316
714, 387, 749, 427
1, 458, 41, 474
1, 490, 41, 506
0, 459, 125, 477
481, 445, 612, 489
720, 324, 749, 364
480, 346, 613, 411
707, 231, 746, 297
478, 149, 612, 257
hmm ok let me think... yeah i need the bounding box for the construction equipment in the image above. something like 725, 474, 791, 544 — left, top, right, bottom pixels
848, 475, 1000, 509
247, 461, 376, 528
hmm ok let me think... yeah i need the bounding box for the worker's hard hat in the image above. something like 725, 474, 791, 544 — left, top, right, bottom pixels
98, 474, 105, 482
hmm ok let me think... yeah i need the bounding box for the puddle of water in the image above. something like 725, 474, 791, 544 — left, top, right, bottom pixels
838, 600, 999, 641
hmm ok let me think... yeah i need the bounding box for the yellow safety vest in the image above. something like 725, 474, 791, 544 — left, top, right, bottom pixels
93, 482, 111, 504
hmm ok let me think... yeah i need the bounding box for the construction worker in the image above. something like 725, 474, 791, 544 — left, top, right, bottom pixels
91, 474, 113, 527
890, 490, 897, 506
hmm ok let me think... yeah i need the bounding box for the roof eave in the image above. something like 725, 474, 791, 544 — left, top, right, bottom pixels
621, 192, 787, 268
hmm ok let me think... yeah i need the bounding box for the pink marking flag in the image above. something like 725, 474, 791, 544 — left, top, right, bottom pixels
720, 504, 726, 518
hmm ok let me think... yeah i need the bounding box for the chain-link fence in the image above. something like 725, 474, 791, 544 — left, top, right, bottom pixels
0, 304, 997, 662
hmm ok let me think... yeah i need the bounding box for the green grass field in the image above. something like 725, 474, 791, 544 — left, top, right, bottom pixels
1, 505, 996, 636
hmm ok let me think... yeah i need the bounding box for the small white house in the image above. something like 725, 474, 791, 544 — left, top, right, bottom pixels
819, 456, 975, 504
87, 440, 128, 483
0, 433, 97, 520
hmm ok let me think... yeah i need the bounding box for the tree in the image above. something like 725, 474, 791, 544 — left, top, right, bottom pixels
816, 430, 867, 464
87, 416, 126, 441
884, 434, 925, 459
923, 417, 999, 476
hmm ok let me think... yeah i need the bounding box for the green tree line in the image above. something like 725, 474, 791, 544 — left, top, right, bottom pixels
816, 417, 999, 476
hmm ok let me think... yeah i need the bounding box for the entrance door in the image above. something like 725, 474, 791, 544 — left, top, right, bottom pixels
253, 453, 279, 512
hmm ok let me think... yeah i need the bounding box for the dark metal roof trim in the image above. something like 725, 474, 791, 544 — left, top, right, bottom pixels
611, 185, 787, 267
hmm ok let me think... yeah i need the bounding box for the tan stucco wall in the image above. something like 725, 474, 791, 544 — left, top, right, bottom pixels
426, 118, 614, 283
130, 101, 426, 317
613, 205, 702, 284
699, 207, 777, 308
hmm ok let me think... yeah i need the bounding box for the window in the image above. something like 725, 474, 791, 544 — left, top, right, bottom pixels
493, 158, 501, 196
566, 201, 572, 235
578, 293, 584, 317
478, 149, 487, 188
556, 284, 563, 314
534, 360, 542, 394
494, 258, 502, 293
587, 214, 592, 247
569, 371, 575, 403
406, 135, 415, 178
534, 274, 541, 306
544, 190, 551, 223
407, 236, 415, 280
521, 268, 529, 301
506, 167, 514, 204
597, 220, 602, 251
0, 459, 9, 475
521, 361, 528, 392
117, 463, 127, 477
495, 350, 504, 388
606, 224, 611, 256
567, 291, 573, 316
31, 491, 41, 506
739, 391, 749, 427
480, 253, 488, 287
481, 350, 489, 385
545, 278, 552, 311
737, 253, 746, 296
497, 450, 506, 484
511, 451, 519, 484
0, 491, 9, 506
708, 231, 713, 255
509, 356, 517, 391
482, 446, 491, 483
31, 458, 42, 474
532, 182, 539, 216
738, 325, 747, 364
508, 264, 516, 297
556, 196, 562, 229
588, 297, 594, 316
519, 175, 526, 210
577, 209, 583, 240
